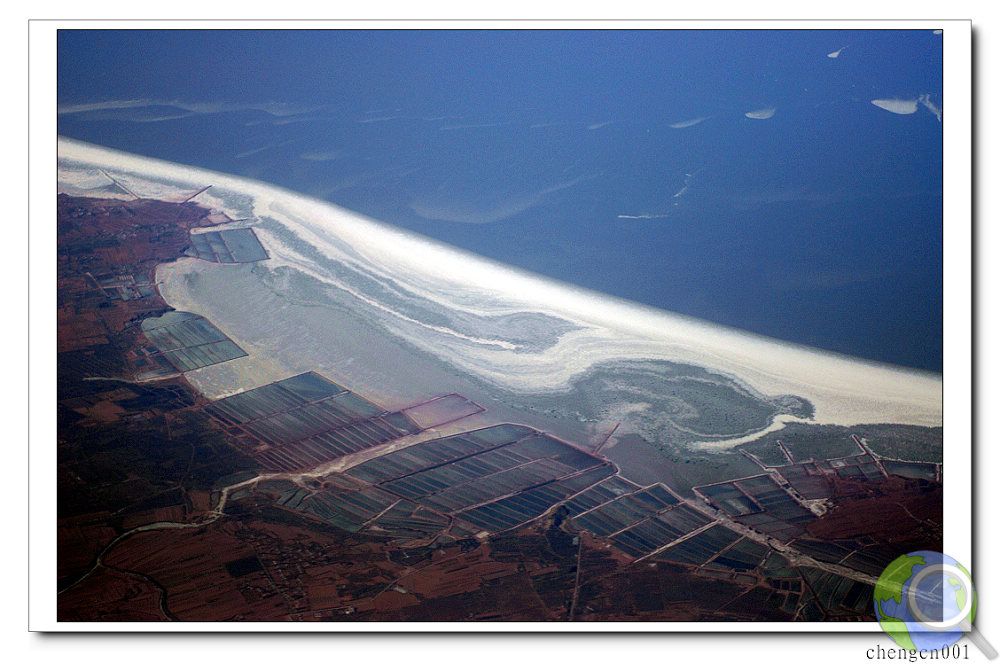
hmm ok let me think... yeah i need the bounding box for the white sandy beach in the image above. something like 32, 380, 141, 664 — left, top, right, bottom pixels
57, 137, 942, 429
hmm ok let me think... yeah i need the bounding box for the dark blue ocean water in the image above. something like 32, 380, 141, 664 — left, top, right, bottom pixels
57, 29, 944, 371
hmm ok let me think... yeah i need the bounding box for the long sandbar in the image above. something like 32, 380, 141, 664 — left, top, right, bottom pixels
58, 137, 942, 429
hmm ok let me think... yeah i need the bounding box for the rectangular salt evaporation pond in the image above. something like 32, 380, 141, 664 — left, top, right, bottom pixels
344, 423, 618, 534
140, 310, 247, 373
267, 474, 448, 541
365, 500, 451, 540
208, 372, 348, 424
572, 484, 685, 538
381, 435, 591, 506
560, 476, 642, 517
653, 522, 744, 566
345, 424, 537, 484
187, 227, 268, 264
882, 460, 940, 481
205, 372, 421, 472
694, 474, 819, 542
609, 505, 714, 558
453, 467, 615, 532
402, 394, 485, 429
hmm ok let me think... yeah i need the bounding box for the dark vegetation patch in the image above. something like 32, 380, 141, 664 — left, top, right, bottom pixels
225, 555, 265, 578
58, 388, 255, 518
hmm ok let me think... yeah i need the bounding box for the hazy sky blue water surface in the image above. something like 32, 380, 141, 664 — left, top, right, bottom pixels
57, 29, 944, 371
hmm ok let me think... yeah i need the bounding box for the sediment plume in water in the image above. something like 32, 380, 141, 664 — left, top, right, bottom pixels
56, 137, 942, 429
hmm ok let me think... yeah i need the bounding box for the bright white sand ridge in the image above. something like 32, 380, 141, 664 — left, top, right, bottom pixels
744, 107, 777, 119
871, 98, 919, 115
669, 116, 709, 129
57, 137, 942, 428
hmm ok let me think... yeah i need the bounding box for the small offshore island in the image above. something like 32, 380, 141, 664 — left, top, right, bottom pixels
56, 141, 943, 623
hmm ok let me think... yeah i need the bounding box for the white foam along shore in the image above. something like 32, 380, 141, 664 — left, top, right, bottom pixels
57, 137, 942, 428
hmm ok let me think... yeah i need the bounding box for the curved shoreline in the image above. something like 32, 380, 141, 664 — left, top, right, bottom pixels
58, 137, 942, 429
